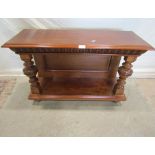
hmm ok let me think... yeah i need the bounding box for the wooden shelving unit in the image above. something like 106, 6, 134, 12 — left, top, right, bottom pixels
2, 29, 153, 102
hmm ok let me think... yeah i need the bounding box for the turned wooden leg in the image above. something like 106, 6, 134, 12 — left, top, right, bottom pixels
113, 56, 137, 95
20, 53, 41, 94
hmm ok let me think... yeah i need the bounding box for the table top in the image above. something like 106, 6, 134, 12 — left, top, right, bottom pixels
2, 29, 154, 50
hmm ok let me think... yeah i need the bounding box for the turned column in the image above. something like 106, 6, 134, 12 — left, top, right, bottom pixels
113, 56, 137, 95
20, 53, 41, 94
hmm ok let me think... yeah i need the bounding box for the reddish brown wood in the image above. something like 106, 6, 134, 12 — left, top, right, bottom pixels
1, 29, 154, 102
10, 48, 147, 56
29, 77, 126, 101
29, 94, 126, 101
33, 53, 116, 79
20, 53, 41, 94
113, 56, 137, 95
2, 29, 154, 50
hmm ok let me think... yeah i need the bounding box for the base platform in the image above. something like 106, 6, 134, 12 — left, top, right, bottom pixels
29, 78, 126, 101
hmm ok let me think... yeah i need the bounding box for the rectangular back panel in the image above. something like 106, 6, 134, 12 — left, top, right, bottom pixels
33, 53, 120, 79
44, 53, 111, 71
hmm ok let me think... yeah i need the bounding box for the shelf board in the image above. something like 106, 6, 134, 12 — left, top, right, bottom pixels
29, 77, 126, 101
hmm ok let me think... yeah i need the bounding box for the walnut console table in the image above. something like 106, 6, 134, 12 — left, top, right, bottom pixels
2, 29, 153, 102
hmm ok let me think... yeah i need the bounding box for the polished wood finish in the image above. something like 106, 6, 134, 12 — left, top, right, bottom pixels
1, 29, 154, 102
2, 29, 153, 50
113, 56, 137, 95
20, 53, 41, 94
33, 53, 116, 79
29, 77, 126, 101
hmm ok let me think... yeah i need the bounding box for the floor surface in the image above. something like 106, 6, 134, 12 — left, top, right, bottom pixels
0, 77, 155, 137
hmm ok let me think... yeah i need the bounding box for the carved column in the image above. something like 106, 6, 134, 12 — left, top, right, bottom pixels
113, 56, 137, 95
20, 53, 41, 94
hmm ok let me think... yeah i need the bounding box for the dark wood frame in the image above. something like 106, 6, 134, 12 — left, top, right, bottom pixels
10, 48, 140, 102
2, 29, 154, 102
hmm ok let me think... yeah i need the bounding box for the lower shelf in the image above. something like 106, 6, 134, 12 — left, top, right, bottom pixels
29, 77, 126, 101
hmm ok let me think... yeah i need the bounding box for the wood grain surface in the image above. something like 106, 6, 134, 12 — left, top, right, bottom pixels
1, 29, 154, 102
2, 29, 154, 50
